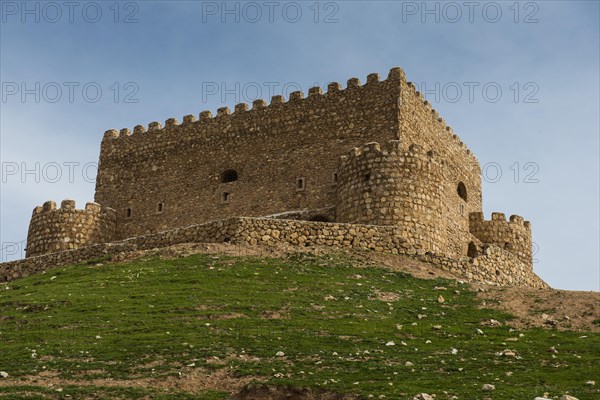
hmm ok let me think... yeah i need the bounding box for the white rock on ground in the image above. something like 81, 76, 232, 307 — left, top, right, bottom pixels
481, 384, 495, 391
413, 394, 433, 400
0, 371, 8, 378
560, 395, 579, 400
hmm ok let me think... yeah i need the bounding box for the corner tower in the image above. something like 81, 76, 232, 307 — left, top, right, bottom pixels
26, 200, 116, 257
336, 141, 446, 253
469, 212, 533, 269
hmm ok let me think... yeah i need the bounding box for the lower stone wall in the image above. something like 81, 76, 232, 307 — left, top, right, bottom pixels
0, 217, 547, 288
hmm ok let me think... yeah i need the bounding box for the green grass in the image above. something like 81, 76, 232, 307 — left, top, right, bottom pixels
0, 252, 598, 399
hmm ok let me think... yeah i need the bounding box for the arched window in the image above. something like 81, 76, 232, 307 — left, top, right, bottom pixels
221, 169, 238, 183
457, 182, 467, 202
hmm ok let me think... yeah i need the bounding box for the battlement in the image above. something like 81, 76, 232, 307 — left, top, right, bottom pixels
26, 199, 117, 258
339, 140, 441, 167
403, 79, 478, 163
101, 67, 406, 141
469, 211, 532, 268
32, 199, 115, 218
469, 212, 531, 230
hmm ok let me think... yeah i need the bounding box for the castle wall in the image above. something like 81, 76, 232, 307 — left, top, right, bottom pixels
399, 80, 483, 258
26, 200, 116, 257
469, 212, 532, 269
2, 217, 547, 288
95, 69, 405, 240
336, 141, 446, 253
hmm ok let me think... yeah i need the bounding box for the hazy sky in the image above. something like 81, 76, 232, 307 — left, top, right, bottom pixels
1, 1, 598, 290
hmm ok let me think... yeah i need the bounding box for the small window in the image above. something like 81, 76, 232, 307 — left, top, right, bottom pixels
332, 172, 338, 184
364, 173, 371, 182
459, 203, 465, 216
457, 182, 467, 201
221, 192, 230, 203
467, 242, 478, 258
221, 169, 238, 183
157, 203, 164, 213
126, 208, 132, 218
296, 177, 306, 191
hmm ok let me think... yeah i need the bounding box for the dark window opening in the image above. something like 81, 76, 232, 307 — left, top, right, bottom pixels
364, 173, 371, 182
332, 172, 338, 184
504, 242, 512, 250
221, 192, 230, 203
467, 242, 478, 258
296, 177, 306, 191
221, 169, 238, 183
157, 203, 164, 213
126, 208, 132, 218
495, 269, 501, 276
457, 182, 468, 201
460, 204, 465, 216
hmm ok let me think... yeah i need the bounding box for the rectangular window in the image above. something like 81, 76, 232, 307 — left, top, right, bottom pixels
221, 192, 230, 203
332, 172, 338, 184
157, 203, 164, 213
126, 208, 132, 218
296, 177, 306, 191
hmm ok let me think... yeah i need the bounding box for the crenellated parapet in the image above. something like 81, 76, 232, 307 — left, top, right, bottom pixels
403, 80, 478, 165
468, 212, 532, 269
336, 140, 446, 253
26, 199, 116, 258
101, 67, 406, 142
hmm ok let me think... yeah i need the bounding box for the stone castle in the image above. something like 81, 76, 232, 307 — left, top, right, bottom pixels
1, 67, 546, 288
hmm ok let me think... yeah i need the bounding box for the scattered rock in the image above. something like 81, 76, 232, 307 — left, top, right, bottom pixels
499, 349, 516, 357
548, 346, 558, 354
585, 380, 595, 385
437, 295, 445, 303
481, 384, 495, 391
385, 341, 396, 346
0, 371, 8, 378
405, 361, 414, 367
275, 351, 285, 357
413, 394, 433, 400
560, 396, 579, 400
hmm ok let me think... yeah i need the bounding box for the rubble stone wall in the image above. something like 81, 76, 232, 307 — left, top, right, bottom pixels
3, 217, 547, 288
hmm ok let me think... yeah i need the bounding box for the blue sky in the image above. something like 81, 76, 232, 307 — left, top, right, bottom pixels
0, 1, 598, 290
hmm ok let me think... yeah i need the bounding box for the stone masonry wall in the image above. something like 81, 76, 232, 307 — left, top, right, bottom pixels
399, 79, 483, 258
95, 69, 405, 240
469, 212, 533, 269
336, 141, 446, 253
3, 217, 546, 289
26, 200, 116, 258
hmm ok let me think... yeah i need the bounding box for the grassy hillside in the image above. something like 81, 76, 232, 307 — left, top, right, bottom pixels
0, 251, 598, 399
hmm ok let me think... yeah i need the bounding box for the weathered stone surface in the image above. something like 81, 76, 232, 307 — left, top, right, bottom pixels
5, 67, 544, 289
1, 217, 547, 288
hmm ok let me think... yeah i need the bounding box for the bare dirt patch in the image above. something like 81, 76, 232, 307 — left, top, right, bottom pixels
0, 367, 262, 396
232, 384, 358, 400
476, 285, 600, 332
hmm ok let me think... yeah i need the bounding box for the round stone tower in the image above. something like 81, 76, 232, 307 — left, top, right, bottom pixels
26, 199, 117, 258
336, 140, 446, 253
469, 212, 533, 269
